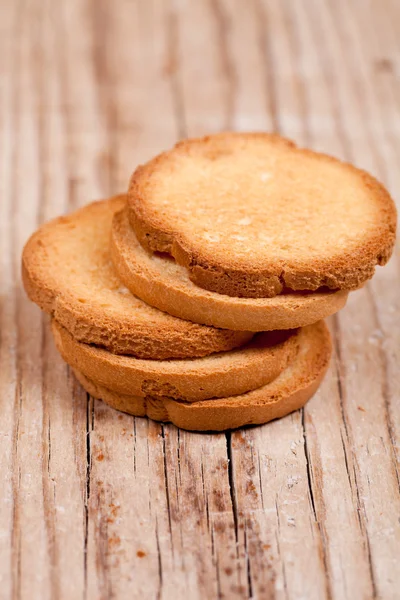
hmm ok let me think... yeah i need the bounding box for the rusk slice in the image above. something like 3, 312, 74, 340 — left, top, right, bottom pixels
22, 197, 251, 359
73, 322, 331, 431
111, 207, 348, 331
52, 320, 300, 401
128, 132, 396, 298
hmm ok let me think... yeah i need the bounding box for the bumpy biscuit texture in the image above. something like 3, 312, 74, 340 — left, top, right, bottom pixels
22, 196, 252, 359
128, 132, 396, 298
52, 320, 300, 402
111, 207, 348, 331
73, 321, 332, 431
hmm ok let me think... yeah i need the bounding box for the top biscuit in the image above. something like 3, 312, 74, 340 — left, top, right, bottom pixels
128, 132, 397, 298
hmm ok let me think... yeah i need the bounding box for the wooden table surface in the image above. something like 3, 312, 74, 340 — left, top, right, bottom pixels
1, 1, 400, 598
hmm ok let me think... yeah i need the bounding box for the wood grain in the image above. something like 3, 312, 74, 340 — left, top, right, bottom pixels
0, 0, 399, 598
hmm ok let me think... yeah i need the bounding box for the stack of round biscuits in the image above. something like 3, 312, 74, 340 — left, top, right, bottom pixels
22, 133, 396, 431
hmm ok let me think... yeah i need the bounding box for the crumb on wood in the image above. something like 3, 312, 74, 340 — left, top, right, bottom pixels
108, 535, 121, 548
246, 480, 258, 498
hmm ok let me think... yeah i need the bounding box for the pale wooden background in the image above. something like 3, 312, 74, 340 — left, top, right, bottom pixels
1, 0, 399, 599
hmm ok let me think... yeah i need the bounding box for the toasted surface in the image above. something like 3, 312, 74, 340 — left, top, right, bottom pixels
111, 207, 348, 331
52, 320, 300, 401
73, 321, 331, 431
22, 196, 252, 359
128, 132, 396, 298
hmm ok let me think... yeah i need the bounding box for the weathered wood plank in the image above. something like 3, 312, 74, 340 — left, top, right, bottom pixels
0, 4, 19, 598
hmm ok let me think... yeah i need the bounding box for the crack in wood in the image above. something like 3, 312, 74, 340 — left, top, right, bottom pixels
301, 409, 333, 600
155, 517, 163, 600
84, 394, 93, 599
365, 286, 400, 492
274, 510, 287, 600
132, 417, 137, 475
257, 453, 264, 511
175, 430, 181, 502
200, 459, 210, 533
301, 409, 317, 521
41, 319, 61, 600
93, 484, 111, 600
339, 430, 357, 522
209, 523, 219, 596
332, 317, 378, 598
161, 425, 174, 553
243, 524, 254, 600
225, 432, 238, 543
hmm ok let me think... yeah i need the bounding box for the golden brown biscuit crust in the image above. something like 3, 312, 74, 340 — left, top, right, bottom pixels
111, 207, 348, 331
73, 321, 332, 431
52, 320, 300, 401
128, 132, 396, 298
